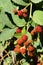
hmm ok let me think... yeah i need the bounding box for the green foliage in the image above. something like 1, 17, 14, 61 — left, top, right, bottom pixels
0, 11, 15, 29
0, 42, 8, 53
21, 59, 29, 65
0, 0, 16, 13
33, 10, 43, 25
12, 13, 26, 27
12, 0, 28, 6
3, 57, 12, 65
31, 0, 43, 3
0, 28, 17, 41
0, 0, 43, 65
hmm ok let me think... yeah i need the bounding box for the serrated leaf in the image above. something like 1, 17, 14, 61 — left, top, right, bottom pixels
0, 0, 16, 13
12, 13, 26, 27
33, 10, 43, 25
12, 0, 28, 6
0, 28, 17, 41
31, 0, 42, 3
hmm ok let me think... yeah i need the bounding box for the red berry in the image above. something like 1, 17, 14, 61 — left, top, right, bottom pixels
15, 45, 20, 48
24, 41, 29, 46
17, 38, 23, 45
24, 40, 32, 46
18, 10, 23, 17
28, 46, 34, 52
22, 35, 28, 42
21, 8, 28, 13
31, 29, 36, 35
20, 48, 26, 54
13, 9, 18, 14
23, 13, 28, 18
35, 26, 42, 33
14, 47, 20, 53
29, 52, 33, 56
16, 28, 21, 33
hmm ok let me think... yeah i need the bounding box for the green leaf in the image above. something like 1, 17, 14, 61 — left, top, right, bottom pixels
14, 27, 27, 39
27, 32, 32, 40
14, 33, 22, 39
12, 0, 28, 6
37, 48, 43, 52
0, 0, 16, 13
33, 38, 40, 48
0, 43, 4, 53
12, 13, 26, 27
22, 62, 29, 65
0, 11, 15, 29
0, 12, 5, 30
3, 57, 12, 65
21, 59, 26, 63
31, 0, 42, 3
0, 42, 8, 53
31, 20, 36, 27
0, 28, 17, 41
33, 10, 43, 25
22, 27, 27, 35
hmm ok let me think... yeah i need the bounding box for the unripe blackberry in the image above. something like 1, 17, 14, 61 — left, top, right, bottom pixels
23, 13, 28, 18
15, 45, 20, 48
37, 63, 42, 65
22, 35, 28, 42
20, 48, 26, 54
30, 30, 35, 35
24, 40, 32, 46
14, 47, 20, 53
18, 10, 23, 17
13, 9, 18, 14
17, 38, 23, 45
29, 52, 33, 56
35, 26, 42, 33
24, 41, 29, 46
28, 46, 34, 52
16, 28, 21, 33
21, 8, 28, 13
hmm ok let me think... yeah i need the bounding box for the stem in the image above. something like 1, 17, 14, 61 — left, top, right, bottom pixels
30, 3, 32, 18
38, 33, 42, 47
0, 52, 9, 62
24, 3, 31, 9
27, 22, 30, 31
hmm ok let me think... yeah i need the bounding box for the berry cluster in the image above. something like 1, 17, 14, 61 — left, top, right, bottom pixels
31, 26, 42, 35
13, 8, 28, 18
14, 28, 35, 56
